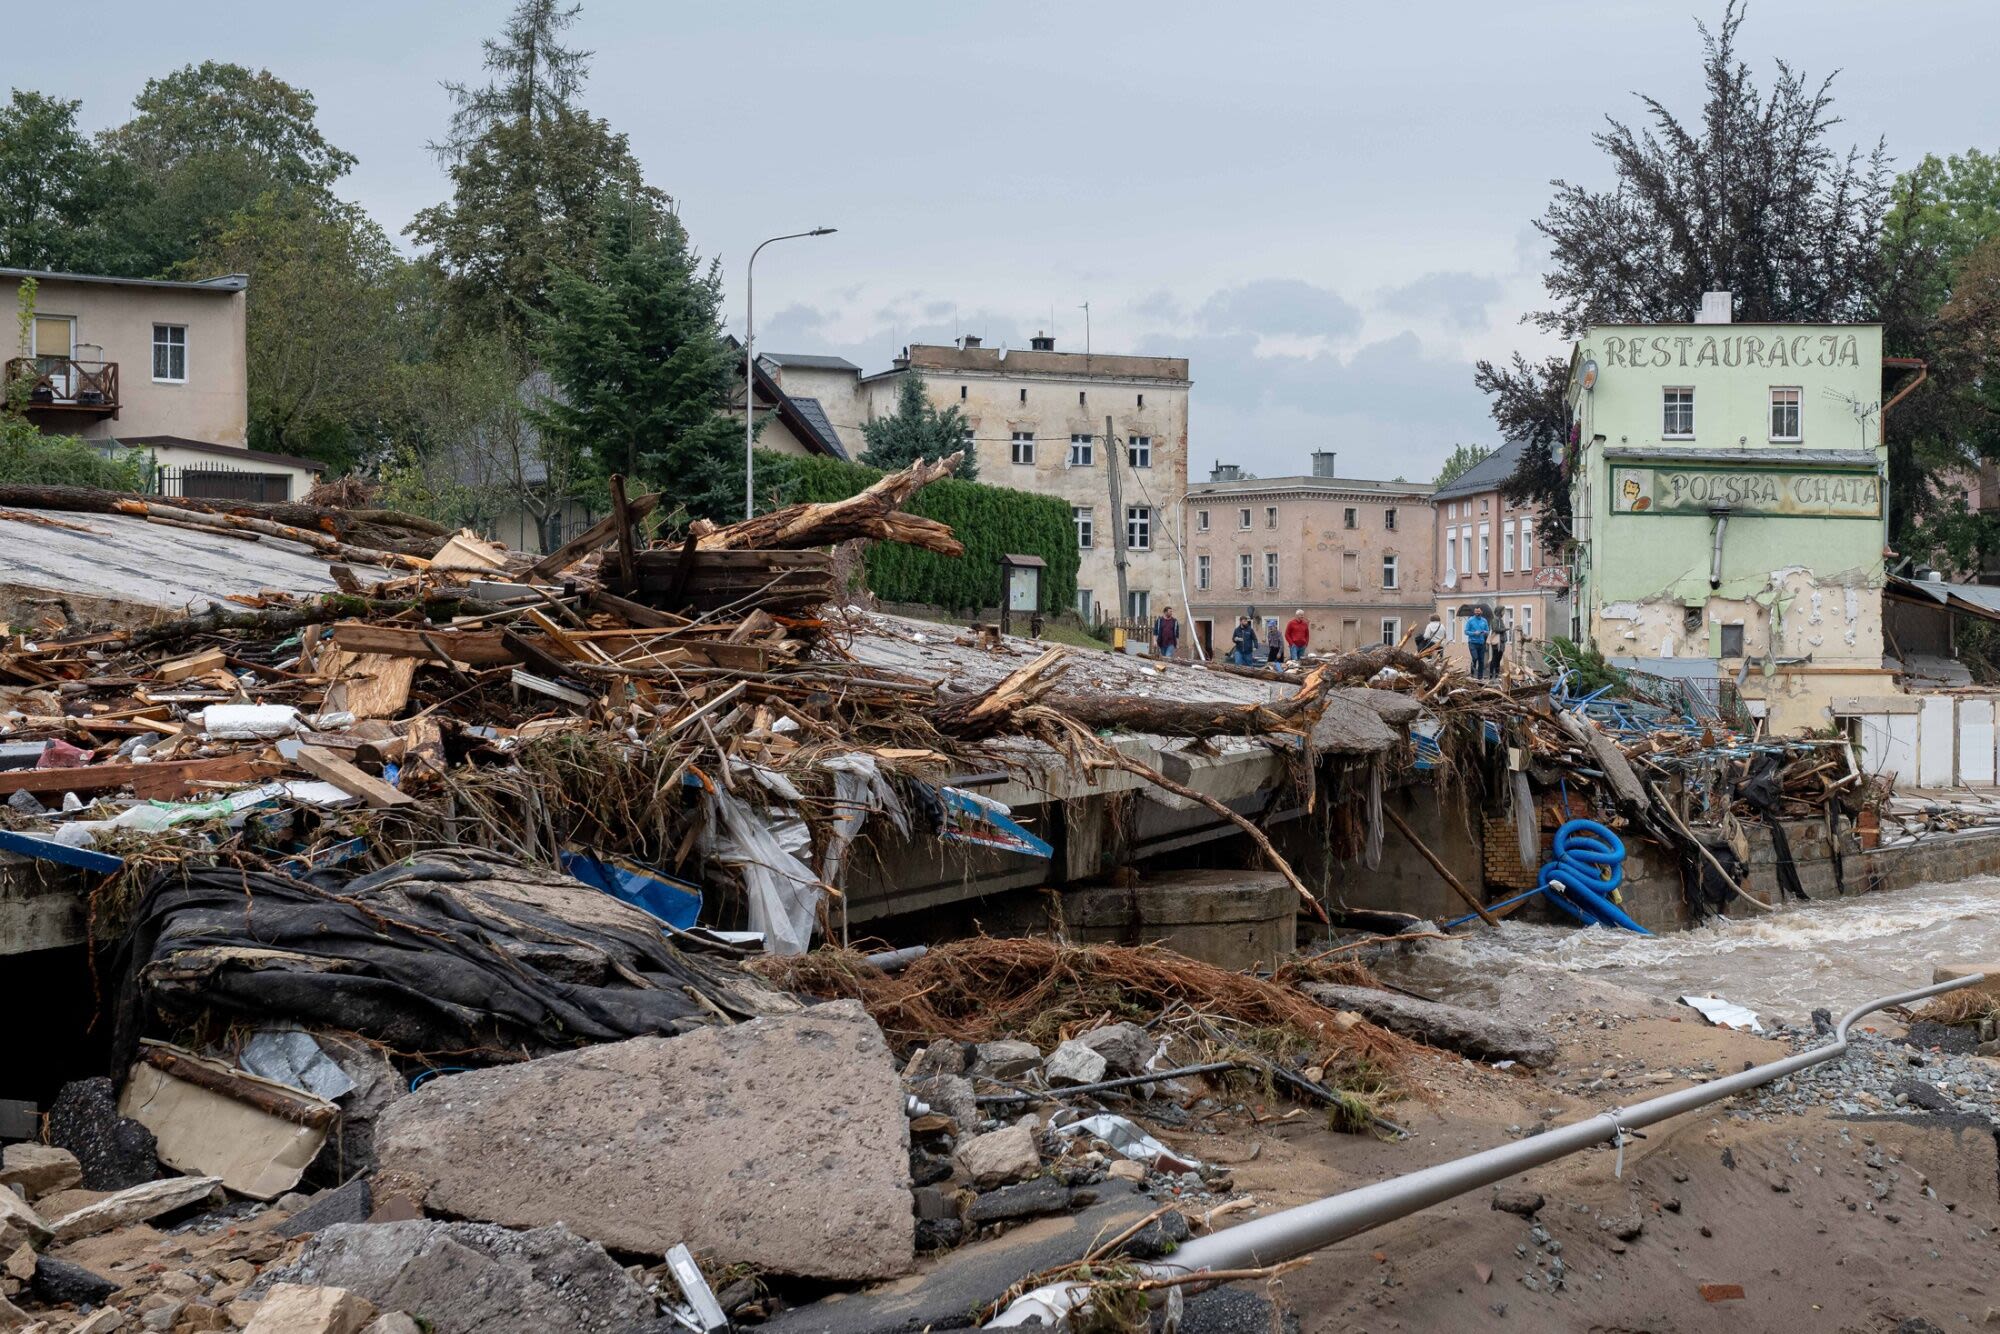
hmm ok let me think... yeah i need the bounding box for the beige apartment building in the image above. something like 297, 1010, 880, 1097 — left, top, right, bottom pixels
1184, 453, 1436, 659
2, 267, 323, 501
762, 336, 1191, 627
1429, 440, 1566, 660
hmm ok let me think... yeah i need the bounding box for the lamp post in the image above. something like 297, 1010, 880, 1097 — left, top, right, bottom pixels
744, 227, 837, 519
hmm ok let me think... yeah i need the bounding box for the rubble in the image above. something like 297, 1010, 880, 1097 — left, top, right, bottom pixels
1044, 1039, 1109, 1087
956, 1123, 1042, 1189
46, 1176, 224, 1245
47, 1081, 158, 1193
374, 1001, 914, 1280
0, 1147, 81, 1201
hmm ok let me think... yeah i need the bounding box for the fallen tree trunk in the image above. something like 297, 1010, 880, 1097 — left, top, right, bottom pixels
1205, 645, 1443, 689
935, 658, 1343, 742
0, 484, 445, 554
108, 500, 431, 571
114, 593, 501, 654
694, 453, 965, 555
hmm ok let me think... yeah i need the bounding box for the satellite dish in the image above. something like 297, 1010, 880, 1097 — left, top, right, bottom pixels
1579, 359, 1600, 392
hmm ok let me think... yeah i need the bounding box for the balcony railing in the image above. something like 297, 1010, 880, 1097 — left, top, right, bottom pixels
5, 358, 120, 414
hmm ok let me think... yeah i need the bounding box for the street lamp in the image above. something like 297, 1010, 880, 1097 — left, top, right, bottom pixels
745, 227, 837, 519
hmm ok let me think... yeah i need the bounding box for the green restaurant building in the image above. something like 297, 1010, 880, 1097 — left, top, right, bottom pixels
1564, 293, 1901, 733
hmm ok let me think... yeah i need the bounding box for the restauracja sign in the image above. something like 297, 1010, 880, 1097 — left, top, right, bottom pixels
1610, 465, 1881, 518
1597, 331, 1861, 370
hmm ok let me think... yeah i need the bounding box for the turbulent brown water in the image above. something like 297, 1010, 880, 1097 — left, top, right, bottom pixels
1444, 873, 2000, 1025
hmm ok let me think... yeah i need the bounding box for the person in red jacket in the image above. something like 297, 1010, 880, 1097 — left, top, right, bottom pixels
1283, 610, 1311, 661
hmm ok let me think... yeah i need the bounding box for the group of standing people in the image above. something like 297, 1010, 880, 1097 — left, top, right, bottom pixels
1416, 604, 1507, 679
1149, 607, 1312, 667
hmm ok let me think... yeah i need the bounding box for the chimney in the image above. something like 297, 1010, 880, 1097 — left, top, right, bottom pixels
1029, 332, 1055, 352
1210, 462, 1243, 483
1695, 291, 1733, 325
960, 334, 983, 350
1311, 450, 1337, 478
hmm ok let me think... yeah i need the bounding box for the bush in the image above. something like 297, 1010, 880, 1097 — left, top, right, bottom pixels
0, 416, 148, 490
756, 450, 1079, 614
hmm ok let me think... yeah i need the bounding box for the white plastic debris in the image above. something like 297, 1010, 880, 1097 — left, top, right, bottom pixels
1053, 1113, 1204, 1173
239, 1030, 358, 1100
1680, 994, 1765, 1033
199, 704, 300, 740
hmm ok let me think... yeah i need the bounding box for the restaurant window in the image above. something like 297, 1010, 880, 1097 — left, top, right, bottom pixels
1770, 387, 1802, 441
1663, 387, 1695, 438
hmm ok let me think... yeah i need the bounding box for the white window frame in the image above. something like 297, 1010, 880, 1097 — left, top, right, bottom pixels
1196, 554, 1211, 590
1769, 386, 1802, 442
1264, 505, 1278, 530
1521, 603, 1534, 641
1010, 431, 1035, 465
1477, 522, 1491, 574
1501, 519, 1516, 573
1459, 526, 1472, 574
1196, 509, 1210, 533
1264, 551, 1279, 590
1126, 590, 1150, 622
1126, 435, 1152, 469
1446, 609, 1459, 642
1073, 505, 1094, 549
1443, 526, 1457, 581
1663, 386, 1695, 439
1381, 553, 1398, 589
1380, 617, 1400, 647
1068, 434, 1094, 467
1519, 517, 1534, 572
152, 323, 188, 384
1126, 505, 1152, 552
1238, 507, 1252, 530
1238, 553, 1253, 589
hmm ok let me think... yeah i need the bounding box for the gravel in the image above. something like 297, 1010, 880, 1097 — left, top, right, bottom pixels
1742, 1025, 1998, 1124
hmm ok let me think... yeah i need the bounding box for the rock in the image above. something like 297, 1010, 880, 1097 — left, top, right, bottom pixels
909, 1146, 953, 1187
0, 1294, 30, 1331
277, 1179, 374, 1239
1889, 1078, 1953, 1112
914, 1218, 963, 1252
48, 1079, 159, 1191
1107, 1160, 1147, 1183
903, 1043, 969, 1079
179, 1304, 231, 1331
1491, 1189, 1544, 1218
1114, 1209, 1191, 1260
140, 1300, 184, 1331
964, 1178, 1071, 1225
242, 1284, 377, 1334
46, 1175, 224, 1245
30, 1254, 119, 1306
374, 1001, 912, 1282
276, 1193, 312, 1214
1604, 1216, 1643, 1242
1, 1245, 30, 1281
911, 1185, 958, 1220
1897, 1321, 1946, 1334
71, 1310, 126, 1333
0, 1146, 81, 1201
0, 1190, 50, 1253
1075, 1023, 1153, 1077
907, 1074, 976, 1133
972, 1041, 1042, 1079
362, 1316, 424, 1334
1043, 1040, 1108, 1087
956, 1123, 1040, 1189
1302, 983, 1559, 1067
256, 1221, 652, 1334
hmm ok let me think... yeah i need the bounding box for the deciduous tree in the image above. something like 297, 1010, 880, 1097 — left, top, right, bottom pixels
1432, 442, 1492, 488
0, 91, 133, 273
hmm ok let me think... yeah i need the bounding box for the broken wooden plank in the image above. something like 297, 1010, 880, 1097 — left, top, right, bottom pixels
0, 755, 283, 799
289, 744, 414, 809
155, 647, 229, 683
327, 621, 515, 667
511, 669, 595, 708
324, 651, 417, 720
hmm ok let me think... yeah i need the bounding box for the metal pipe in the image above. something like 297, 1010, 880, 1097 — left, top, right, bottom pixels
743, 228, 837, 520
986, 972, 1984, 1327
1709, 509, 1729, 589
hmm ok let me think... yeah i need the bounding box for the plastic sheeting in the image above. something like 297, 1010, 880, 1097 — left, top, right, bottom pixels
700, 785, 822, 957
821, 753, 908, 891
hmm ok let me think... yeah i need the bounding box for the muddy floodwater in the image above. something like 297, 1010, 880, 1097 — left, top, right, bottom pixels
1446, 872, 2000, 1024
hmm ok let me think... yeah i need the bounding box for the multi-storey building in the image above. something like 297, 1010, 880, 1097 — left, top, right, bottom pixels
1429, 439, 1566, 654
1183, 453, 1435, 659
1565, 291, 1902, 731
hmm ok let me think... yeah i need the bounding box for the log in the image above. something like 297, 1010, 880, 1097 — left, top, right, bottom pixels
0, 484, 443, 554
941, 662, 1342, 741
1383, 806, 1501, 927
608, 474, 638, 591
115, 500, 430, 571
694, 453, 965, 555
117, 594, 500, 656
931, 648, 1068, 737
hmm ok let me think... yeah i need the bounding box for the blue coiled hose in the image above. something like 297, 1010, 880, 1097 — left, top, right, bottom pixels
1537, 818, 1650, 933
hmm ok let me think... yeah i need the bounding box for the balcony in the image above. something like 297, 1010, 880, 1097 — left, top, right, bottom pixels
5, 358, 120, 417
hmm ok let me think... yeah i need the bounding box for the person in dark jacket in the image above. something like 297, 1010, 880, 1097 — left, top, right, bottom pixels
1152, 607, 1181, 660
1230, 616, 1259, 666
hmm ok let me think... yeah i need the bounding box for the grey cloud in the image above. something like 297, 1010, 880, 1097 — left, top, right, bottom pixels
1379, 271, 1504, 330
1196, 279, 1362, 340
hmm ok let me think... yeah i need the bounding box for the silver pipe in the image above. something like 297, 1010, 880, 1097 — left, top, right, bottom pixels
987, 973, 1983, 1327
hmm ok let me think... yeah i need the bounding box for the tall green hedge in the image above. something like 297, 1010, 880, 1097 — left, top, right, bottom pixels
757, 450, 1079, 614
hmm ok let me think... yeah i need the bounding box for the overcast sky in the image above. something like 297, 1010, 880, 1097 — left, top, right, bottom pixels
11, 1, 1994, 482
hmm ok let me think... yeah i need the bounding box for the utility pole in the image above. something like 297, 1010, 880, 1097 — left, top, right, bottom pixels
1104, 413, 1129, 630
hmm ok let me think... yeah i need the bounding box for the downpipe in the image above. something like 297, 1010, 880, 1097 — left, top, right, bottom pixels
987, 973, 1985, 1327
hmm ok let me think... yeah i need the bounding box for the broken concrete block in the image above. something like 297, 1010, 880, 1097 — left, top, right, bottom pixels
375, 1001, 912, 1281
902, 1043, 969, 1079
48, 1079, 158, 1191
956, 1122, 1040, 1189
46, 1175, 223, 1245
30, 1254, 119, 1306
971, 1040, 1041, 1079
242, 1283, 377, 1334
964, 1178, 1070, 1225
907, 1074, 976, 1132
1043, 1040, 1108, 1087
0, 1190, 50, 1254
1107, 1159, 1148, 1183
256, 1222, 652, 1334
70, 1310, 126, 1333
0, 1146, 81, 1201
1075, 1023, 1153, 1077
1303, 983, 1559, 1067
1490, 1188, 1544, 1218
277, 1178, 373, 1239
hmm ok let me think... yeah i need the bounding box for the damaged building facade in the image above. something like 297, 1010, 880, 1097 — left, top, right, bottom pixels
1565, 295, 1894, 733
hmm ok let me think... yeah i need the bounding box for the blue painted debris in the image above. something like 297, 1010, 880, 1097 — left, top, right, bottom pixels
935, 786, 1052, 859
561, 850, 703, 930
0, 827, 124, 874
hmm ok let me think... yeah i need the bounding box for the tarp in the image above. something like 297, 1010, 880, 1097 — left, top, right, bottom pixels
559, 850, 702, 930
109, 853, 795, 1066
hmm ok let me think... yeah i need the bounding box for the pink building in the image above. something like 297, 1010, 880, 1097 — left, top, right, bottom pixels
1429, 441, 1568, 656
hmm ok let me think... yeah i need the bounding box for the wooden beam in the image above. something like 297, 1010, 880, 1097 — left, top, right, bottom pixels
289, 744, 414, 808
608, 473, 638, 592
0, 755, 282, 799
327, 621, 515, 667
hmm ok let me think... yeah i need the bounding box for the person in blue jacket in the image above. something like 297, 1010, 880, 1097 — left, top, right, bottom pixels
1463, 606, 1491, 679
1230, 616, 1259, 666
